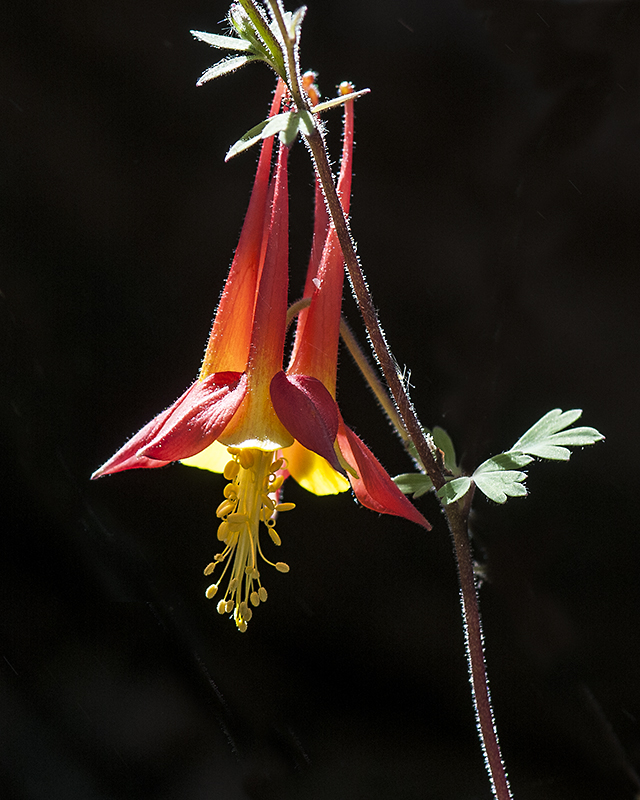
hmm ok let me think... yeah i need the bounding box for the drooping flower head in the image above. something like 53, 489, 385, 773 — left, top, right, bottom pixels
92, 82, 429, 632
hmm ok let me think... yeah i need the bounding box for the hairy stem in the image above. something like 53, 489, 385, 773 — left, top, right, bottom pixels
305, 93, 514, 800
448, 499, 513, 800
265, 3, 513, 796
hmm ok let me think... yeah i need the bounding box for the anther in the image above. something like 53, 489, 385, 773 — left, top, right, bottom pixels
216, 499, 235, 518
275, 562, 290, 573
204, 563, 216, 576
217, 521, 229, 541
261, 494, 275, 511
225, 599, 234, 613
259, 587, 268, 602
275, 502, 296, 513
223, 459, 240, 481
237, 449, 255, 470
268, 528, 282, 546
227, 512, 249, 524
237, 619, 248, 633
205, 584, 218, 599
270, 457, 285, 474
217, 600, 227, 615
250, 591, 260, 607
270, 475, 284, 492
223, 483, 238, 499
228, 578, 238, 592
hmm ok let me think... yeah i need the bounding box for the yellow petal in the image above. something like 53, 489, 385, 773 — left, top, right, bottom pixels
181, 440, 230, 473
285, 441, 349, 496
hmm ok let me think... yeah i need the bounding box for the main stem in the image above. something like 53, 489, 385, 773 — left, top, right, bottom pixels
307, 127, 513, 799
265, 2, 513, 796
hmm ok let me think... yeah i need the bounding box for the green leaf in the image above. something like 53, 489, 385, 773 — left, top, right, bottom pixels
472, 456, 528, 504
196, 54, 258, 86
437, 477, 472, 505
474, 452, 533, 472
432, 426, 459, 475
225, 111, 293, 161
190, 30, 254, 51
510, 408, 604, 461
287, 6, 307, 42
312, 88, 371, 114
234, 0, 286, 78
296, 109, 316, 137
279, 111, 301, 147
393, 473, 433, 499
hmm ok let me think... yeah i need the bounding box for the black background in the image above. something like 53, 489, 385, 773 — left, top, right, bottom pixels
2, 1, 639, 798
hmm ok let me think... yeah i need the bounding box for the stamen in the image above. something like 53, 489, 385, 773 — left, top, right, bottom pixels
204, 448, 292, 631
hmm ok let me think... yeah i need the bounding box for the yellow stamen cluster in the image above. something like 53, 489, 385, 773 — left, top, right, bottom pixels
203, 447, 294, 632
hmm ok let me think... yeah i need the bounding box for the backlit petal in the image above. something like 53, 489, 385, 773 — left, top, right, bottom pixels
181, 439, 230, 473
288, 99, 354, 395
284, 440, 350, 495
218, 145, 293, 450
200, 81, 285, 377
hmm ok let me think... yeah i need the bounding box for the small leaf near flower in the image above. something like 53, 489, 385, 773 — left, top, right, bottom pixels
312, 88, 371, 114
226, 111, 294, 160
196, 54, 259, 86
190, 30, 254, 51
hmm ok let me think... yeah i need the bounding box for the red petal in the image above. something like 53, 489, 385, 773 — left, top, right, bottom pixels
270, 371, 344, 474
92, 373, 247, 478
336, 421, 431, 529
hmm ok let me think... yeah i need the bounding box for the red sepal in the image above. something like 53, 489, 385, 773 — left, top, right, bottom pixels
92, 372, 247, 478
336, 421, 431, 529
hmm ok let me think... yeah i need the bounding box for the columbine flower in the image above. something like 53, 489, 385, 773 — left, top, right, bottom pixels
92, 83, 428, 632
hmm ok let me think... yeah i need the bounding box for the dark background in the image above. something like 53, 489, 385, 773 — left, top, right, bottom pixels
2, 1, 639, 798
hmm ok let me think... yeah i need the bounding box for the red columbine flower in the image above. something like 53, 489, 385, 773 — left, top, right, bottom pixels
92, 83, 428, 632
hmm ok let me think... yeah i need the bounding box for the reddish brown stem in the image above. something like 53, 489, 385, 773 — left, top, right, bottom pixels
304, 126, 513, 800
263, 2, 513, 795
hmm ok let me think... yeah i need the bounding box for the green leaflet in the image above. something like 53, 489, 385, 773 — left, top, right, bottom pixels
509, 408, 604, 461
225, 110, 316, 160
196, 55, 259, 87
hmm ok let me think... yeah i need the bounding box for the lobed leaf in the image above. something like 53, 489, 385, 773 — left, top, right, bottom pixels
510, 408, 604, 461
472, 461, 528, 504
437, 477, 472, 505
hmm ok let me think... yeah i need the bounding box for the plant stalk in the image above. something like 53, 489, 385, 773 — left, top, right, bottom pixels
265, 2, 514, 796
